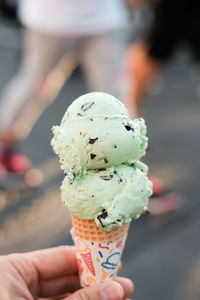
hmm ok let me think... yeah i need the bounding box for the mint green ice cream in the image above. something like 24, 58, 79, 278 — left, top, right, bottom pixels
51, 92, 152, 231
61, 162, 151, 231
52, 92, 147, 173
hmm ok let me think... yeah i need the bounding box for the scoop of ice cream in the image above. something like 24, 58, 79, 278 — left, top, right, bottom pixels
51, 92, 148, 174
61, 162, 152, 231
51, 92, 152, 231
62, 92, 129, 120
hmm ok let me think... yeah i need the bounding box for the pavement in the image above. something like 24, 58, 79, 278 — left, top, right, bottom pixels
0, 19, 200, 300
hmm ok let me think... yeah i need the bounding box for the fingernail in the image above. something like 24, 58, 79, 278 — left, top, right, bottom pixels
101, 282, 124, 300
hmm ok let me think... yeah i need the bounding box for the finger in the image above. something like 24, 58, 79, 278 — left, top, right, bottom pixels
42, 277, 134, 299
65, 281, 124, 300
40, 276, 134, 299
39, 274, 80, 298
28, 246, 78, 280
114, 277, 134, 299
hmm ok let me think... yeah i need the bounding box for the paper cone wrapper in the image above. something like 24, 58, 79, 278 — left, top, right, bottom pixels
71, 215, 129, 287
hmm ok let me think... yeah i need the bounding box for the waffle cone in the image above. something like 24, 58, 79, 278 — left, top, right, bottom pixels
71, 215, 129, 243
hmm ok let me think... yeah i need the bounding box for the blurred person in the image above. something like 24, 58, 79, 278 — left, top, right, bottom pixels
124, 0, 200, 118
0, 0, 129, 174
0, 246, 134, 299
122, 0, 200, 213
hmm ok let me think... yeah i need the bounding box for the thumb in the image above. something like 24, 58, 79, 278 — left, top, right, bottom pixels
65, 281, 124, 300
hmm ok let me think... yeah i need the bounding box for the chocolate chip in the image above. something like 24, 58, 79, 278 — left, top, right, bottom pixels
100, 212, 108, 219
90, 118, 93, 121
92, 195, 94, 197
97, 210, 108, 228
89, 137, 98, 144
80, 132, 82, 135
113, 170, 123, 183
81, 101, 95, 111
90, 153, 96, 160
97, 168, 106, 172
98, 219, 105, 228
104, 158, 108, 163
104, 117, 108, 120
100, 175, 113, 181
68, 172, 76, 184
113, 144, 117, 148
124, 125, 134, 132
125, 125, 131, 131
77, 113, 83, 116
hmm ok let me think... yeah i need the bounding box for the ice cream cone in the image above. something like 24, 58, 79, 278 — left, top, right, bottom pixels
51, 92, 152, 289
71, 215, 129, 287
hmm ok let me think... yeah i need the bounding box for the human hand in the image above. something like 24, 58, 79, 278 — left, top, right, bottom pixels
0, 246, 134, 300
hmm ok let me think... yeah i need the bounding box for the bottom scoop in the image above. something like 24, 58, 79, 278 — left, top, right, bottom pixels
61, 161, 152, 231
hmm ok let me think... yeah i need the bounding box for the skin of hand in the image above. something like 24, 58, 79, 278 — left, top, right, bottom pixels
0, 246, 134, 300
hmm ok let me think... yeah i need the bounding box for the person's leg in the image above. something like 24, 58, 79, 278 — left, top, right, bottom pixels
81, 31, 161, 119
0, 29, 66, 172
80, 29, 129, 99
123, 0, 184, 119
123, 41, 161, 119
0, 29, 66, 136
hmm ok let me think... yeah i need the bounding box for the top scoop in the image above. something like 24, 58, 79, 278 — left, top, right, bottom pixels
51, 92, 152, 231
51, 92, 148, 173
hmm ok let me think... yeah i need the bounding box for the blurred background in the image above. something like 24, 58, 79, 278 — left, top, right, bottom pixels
0, 1, 200, 299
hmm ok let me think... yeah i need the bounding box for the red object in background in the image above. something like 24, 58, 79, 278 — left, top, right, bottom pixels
149, 176, 165, 196
6, 153, 30, 173
0, 142, 30, 173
